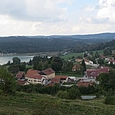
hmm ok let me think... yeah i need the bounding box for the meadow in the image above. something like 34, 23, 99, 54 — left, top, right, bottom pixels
0, 92, 115, 115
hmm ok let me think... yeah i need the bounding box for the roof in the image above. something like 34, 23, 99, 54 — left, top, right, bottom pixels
41, 68, 55, 75
26, 69, 40, 77
16, 71, 25, 79
109, 60, 115, 63
17, 80, 27, 85
78, 81, 94, 87
51, 77, 60, 84
86, 67, 109, 77
27, 74, 43, 79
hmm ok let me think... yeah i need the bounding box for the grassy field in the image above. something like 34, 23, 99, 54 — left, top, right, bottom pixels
0, 92, 115, 115
60, 50, 105, 61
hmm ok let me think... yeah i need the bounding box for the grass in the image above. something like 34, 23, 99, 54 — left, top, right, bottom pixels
60, 52, 83, 61
0, 92, 115, 115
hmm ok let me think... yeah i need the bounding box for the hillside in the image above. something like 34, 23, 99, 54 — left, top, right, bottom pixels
0, 92, 115, 115
0, 33, 115, 53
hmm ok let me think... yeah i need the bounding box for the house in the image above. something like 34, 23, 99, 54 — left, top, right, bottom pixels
84, 59, 93, 65
86, 67, 109, 79
46, 76, 68, 86
108, 60, 115, 65
39, 68, 55, 79
25, 74, 46, 85
26, 69, 40, 76
72, 64, 81, 71
54, 76, 68, 83
78, 80, 94, 87
25, 69, 48, 85
76, 58, 82, 63
17, 80, 29, 85
16, 71, 25, 80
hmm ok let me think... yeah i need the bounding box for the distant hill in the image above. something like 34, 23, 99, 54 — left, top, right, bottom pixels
0, 33, 115, 53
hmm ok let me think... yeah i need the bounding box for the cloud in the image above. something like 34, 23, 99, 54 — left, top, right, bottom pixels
97, 0, 115, 22
0, 0, 71, 22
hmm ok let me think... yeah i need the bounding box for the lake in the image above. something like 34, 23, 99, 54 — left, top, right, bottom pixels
0, 55, 34, 65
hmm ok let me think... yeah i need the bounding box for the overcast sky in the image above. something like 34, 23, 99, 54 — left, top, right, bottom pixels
0, 0, 115, 36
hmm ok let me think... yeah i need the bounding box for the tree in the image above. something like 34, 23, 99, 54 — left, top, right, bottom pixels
95, 51, 100, 58
12, 57, 21, 65
68, 87, 81, 99
103, 47, 112, 56
0, 67, 16, 95
97, 70, 115, 92
81, 59, 86, 76
97, 58, 104, 65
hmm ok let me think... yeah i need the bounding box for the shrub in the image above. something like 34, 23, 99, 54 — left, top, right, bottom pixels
104, 96, 115, 105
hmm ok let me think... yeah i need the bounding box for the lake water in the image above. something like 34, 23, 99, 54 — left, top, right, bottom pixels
0, 55, 34, 65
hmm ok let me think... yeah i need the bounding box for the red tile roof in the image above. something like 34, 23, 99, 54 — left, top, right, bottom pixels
86, 67, 109, 77
17, 80, 27, 85
41, 68, 55, 75
16, 71, 25, 79
26, 69, 40, 77
78, 81, 94, 87
27, 74, 43, 79
51, 77, 60, 84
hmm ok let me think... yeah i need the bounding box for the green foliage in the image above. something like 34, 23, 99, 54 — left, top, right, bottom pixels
97, 70, 115, 92
79, 85, 97, 95
56, 90, 69, 99
12, 57, 21, 65
104, 96, 115, 105
0, 67, 16, 95
103, 47, 112, 56
97, 58, 104, 65
1, 92, 115, 115
68, 87, 81, 99
57, 86, 81, 100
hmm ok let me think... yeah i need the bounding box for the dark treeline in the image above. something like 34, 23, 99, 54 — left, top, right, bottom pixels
71, 39, 115, 53
0, 33, 115, 53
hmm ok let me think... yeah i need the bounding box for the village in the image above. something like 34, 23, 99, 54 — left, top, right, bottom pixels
16, 50, 113, 89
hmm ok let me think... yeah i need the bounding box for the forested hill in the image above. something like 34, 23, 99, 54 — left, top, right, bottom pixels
0, 33, 115, 53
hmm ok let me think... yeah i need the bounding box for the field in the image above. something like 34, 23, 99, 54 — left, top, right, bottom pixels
0, 92, 115, 115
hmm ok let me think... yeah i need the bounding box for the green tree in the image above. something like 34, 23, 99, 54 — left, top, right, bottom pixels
103, 47, 112, 56
68, 87, 81, 99
97, 70, 115, 92
95, 51, 100, 58
12, 57, 21, 65
0, 67, 16, 95
80, 59, 86, 76
97, 58, 104, 65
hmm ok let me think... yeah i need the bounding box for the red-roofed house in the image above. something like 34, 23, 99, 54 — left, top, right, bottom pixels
25, 74, 46, 84
39, 68, 55, 79
78, 80, 94, 87
72, 64, 81, 71
108, 60, 115, 65
54, 76, 68, 83
17, 80, 29, 85
26, 69, 40, 77
86, 67, 109, 79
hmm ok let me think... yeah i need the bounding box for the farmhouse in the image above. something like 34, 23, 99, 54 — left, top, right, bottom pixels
39, 68, 55, 79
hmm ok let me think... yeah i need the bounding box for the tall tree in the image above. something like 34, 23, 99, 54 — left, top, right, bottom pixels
12, 57, 20, 65
0, 67, 16, 95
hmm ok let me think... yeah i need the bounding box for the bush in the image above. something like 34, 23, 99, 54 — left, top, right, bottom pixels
104, 96, 115, 105
56, 90, 69, 99
68, 87, 81, 99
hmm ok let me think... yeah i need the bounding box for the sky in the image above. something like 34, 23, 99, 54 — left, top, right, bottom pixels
0, 0, 115, 36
